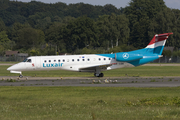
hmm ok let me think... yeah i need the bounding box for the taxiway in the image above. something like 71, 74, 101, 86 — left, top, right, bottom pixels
0, 76, 180, 87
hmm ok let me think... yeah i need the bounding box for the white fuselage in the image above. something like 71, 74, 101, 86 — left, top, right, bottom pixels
7, 54, 134, 74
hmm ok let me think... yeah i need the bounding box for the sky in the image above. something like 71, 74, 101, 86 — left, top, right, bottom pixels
12, 0, 180, 10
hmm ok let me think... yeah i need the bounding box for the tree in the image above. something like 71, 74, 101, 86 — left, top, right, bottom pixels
148, 8, 175, 46
114, 14, 130, 46
102, 4, 120, 15
64, 16, 99, 52
0, 31, 14, 50
10, 22, 31, 43
45, 22, 67, 53
0, 44, 4, 56
16, 28, 45, 49
125, 0, 166, 48
0, 18, 6, 32
96, 14, 129, 49
169, 9, 180, 49
36, 16, 52, 30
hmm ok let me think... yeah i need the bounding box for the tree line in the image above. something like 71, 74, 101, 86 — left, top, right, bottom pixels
0, 0, 180, 56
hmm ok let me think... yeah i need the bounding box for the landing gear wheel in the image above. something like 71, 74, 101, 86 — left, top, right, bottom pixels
19, 74, 23, 78
94, 73, 104, 77
99, 73, 104, 77
94, 73, 96, 77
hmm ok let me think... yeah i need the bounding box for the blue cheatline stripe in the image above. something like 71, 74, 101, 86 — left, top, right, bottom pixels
96, 54, 115, 58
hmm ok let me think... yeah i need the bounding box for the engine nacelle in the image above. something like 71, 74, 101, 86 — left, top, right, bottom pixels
115, 52, 143, 62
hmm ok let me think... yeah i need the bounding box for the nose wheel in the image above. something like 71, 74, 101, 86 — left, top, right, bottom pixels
94, 73, 104, 77
19, 74, 23, 78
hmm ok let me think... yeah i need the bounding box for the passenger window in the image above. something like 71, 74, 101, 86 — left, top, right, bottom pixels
77, 59, 79, 61
27, 59, 31, 62
104, 58, 106, 60
54, 60, 56, 62
44, 60, 46, 63
82, 59, 85, 61
109, 58, 111, 60
58, 60, 60, 62
87, 59, 90, 61
63, 59, 65, 62
99, 58, 101, 61
49, 60, 51, 62
72, 59, 74, 62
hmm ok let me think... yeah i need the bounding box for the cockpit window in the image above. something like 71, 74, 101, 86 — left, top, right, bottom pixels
27, 59, 31, 62
23, 59, 31, 62
23, 59, 28, 62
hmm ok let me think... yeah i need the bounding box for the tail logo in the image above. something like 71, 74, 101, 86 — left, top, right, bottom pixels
123, 53, 129, 59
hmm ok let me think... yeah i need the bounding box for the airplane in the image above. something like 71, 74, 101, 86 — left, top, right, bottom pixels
7, 33, 173, 78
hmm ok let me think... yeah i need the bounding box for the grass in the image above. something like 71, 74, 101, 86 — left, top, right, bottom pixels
1, 64, 180, 119
0, 61, 18, 64
1, 65, 180, 77
1, 87, 180, 119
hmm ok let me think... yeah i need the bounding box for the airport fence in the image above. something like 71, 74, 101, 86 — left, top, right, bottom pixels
152, 56, 180, 63
0, 56, 27, 62
0, 56, 180, 63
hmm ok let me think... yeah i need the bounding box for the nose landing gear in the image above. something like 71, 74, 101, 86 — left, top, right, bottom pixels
19, 74, 23, 78
94, 73, 104, 77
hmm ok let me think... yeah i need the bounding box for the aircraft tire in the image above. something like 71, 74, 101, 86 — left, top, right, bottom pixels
94, 73, 96, 77
99, 73, 104, 77
19, 74, 23, 78
94, 73, 104, 77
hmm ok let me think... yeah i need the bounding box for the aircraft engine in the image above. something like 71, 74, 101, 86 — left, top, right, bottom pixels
115, 52, 143, 62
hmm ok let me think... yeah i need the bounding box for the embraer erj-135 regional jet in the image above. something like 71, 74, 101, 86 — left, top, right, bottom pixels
7, 33, 173, 78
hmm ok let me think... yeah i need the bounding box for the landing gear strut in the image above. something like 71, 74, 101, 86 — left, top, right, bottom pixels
94, 73, 104, 77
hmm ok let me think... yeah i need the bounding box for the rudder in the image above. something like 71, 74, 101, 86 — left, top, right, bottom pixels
146, 33, 173, 55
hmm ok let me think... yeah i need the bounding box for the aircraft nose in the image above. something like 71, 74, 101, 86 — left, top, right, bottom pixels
7, 64, 19, 71
7, 66, 13, 71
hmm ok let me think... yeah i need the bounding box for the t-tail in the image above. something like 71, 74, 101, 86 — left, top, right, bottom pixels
132, 32, 173, 66
114, 33, 173, 66
145, 33, 173, 55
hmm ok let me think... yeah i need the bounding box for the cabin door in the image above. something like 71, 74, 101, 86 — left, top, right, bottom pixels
35, 57, 41, 69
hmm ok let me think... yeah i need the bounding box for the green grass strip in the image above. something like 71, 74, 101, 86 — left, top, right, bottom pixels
1, 87, 180, 119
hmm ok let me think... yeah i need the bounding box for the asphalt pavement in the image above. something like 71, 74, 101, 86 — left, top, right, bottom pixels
0, 76, 180, 87
1, 63, 180, 87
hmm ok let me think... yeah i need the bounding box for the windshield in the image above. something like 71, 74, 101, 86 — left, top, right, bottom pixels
23, 58, 31, 63
23, 58, 28, 62
27, 59, 31, 62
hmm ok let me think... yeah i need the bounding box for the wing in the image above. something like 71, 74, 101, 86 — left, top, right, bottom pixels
79, 63, 113, 72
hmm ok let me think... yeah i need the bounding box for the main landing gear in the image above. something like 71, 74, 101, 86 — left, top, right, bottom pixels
94, 73, 104, 77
